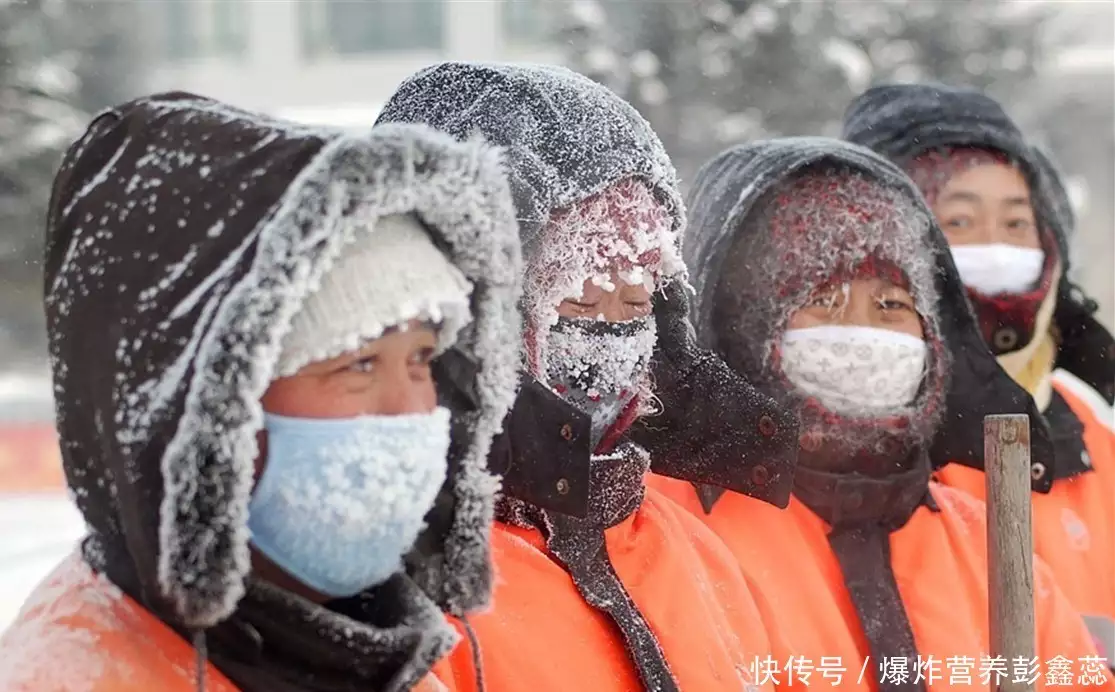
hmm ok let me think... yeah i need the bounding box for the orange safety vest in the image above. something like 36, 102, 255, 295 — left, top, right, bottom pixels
429, 486, 776, 691
650, 475, 1112, 691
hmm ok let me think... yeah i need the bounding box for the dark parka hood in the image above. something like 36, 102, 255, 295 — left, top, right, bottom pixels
843, 82, 1115, 404
45, 92, 521, 690
377, 61, 799, 516
376, 62, 684, 253
376, 61, 682, 517
685, 137, 1057, 490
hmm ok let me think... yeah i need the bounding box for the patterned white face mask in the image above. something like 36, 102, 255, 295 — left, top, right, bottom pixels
780, 325, 928, 416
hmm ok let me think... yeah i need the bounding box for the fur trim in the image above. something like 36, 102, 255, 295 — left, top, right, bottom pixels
160, 122, 518, 626
43, 100, 524, 628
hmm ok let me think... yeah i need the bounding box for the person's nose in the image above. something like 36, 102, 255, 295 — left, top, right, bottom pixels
970, 218, 996, 245
369, 366, 433, 415
594, 291, 630, 323
835, 295, 875, 328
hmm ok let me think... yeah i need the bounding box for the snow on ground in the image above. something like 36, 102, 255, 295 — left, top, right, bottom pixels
0, 494, 86, 632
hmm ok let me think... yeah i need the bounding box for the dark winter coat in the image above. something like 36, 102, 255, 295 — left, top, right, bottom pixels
653, 137, 1108, 692
0, 93, 522, 692
378, 62, 785, 692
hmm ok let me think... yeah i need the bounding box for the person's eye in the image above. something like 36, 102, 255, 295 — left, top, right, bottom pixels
626, 302, 652, 318
879, 297, 916, 313
409, 347, 436, 366
346, 357, 376, 374
943, 216, 972, 230
1005, 218, 1033, 232
807, 293, 837, 309
564, 298, 598, 310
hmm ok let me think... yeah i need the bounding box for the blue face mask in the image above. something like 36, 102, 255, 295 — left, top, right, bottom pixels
248, 407, 451, 599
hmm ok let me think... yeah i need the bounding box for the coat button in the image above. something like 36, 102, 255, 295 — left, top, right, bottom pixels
556, 478, 570, 495
560, 424, 574, 441
758, 414, 777, 437
993, 327, 1019, 352
751, 465, 770, 486
845, 491, 864, 510
1030, 462, 1046, 481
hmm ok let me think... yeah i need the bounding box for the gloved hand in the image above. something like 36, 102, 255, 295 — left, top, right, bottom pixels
628, 279, 800, 508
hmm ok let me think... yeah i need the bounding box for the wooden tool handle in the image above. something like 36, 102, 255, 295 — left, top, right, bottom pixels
985, 414, 1036, 692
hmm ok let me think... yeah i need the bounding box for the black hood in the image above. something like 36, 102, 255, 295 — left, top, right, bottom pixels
44, 93, 521, 690
684, 136, 1057, 491
377, 61, 684, 517
843, 82, 1114, 403
376, 62, 684, 252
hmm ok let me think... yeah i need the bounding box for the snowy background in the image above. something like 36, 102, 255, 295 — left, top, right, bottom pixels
0, 0, 1112, 630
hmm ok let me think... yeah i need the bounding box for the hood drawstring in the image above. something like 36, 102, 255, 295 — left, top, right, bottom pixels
193, 629, 209, 692
461, 616, 485, 692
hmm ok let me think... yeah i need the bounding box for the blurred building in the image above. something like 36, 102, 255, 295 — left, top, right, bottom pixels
142, 0, 559, 126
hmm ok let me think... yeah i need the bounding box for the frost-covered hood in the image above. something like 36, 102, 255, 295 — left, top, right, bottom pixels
376, 61, 684, 263
44, 93, 520, 658
377, 62, 690, 517
684, 137, 1057, 489
842, 83, 1067, 258
843, 83, 1115, 404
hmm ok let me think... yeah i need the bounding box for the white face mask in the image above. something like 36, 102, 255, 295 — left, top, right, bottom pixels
780, 325, 928, 416
950, 244, 1045, 296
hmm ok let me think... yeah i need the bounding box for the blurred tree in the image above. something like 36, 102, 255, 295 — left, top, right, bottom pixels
0, 0, 143, 359
560, 0, 1050, 182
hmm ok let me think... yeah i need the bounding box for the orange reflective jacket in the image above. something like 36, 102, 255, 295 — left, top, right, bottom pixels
428, 487, 774, 691
651, 475, 1112, 691
0, 553, 238, 692
0, 554, 450, 692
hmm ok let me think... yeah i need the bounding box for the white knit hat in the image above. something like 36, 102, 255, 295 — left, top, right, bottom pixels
276, 213, 473, 376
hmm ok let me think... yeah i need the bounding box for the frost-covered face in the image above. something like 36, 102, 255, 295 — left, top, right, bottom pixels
250, 320, 444, 603
524, 178, 680, 450
934, 163, 1040, 249
547, 268, 658, 451
557, 271, 654, 322
788, 278, 924, 339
